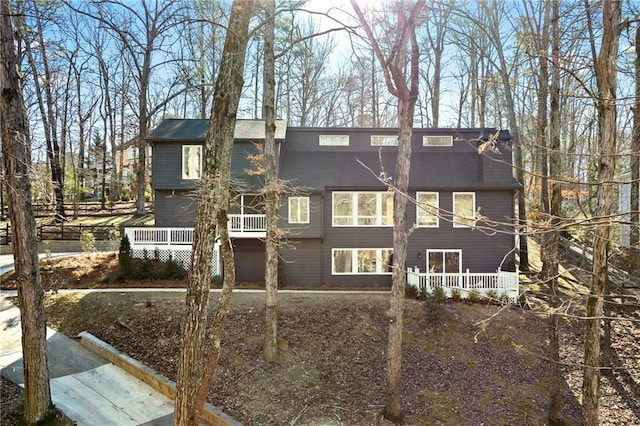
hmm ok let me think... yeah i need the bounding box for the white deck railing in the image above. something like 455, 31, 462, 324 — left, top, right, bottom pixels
124, 214, 266, 248
406, 267, 519, 302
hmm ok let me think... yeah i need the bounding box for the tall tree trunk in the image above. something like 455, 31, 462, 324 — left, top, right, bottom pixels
351, 2, 424, 422
173, 1, 253, 424
0, 2, 53, 423
631, 24, 640, 272
20, 3, 66, 221
262, 0, 280, 363
546, 1, 564, 422
582, 1, 621, 424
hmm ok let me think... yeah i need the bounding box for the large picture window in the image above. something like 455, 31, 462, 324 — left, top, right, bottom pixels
288, 196, 309, 224
332, 192, 393, 226
332, 248, 393, 275
453, 192, 475, 228
416, 192, 439, 227
182, 145, 202, 179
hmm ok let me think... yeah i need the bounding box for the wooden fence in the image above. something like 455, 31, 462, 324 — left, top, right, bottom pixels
0, 223, 120, 245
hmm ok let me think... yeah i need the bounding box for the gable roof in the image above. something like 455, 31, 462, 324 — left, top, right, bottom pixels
146, 119, 288, 141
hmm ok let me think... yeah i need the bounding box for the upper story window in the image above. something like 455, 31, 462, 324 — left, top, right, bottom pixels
182, 145, 202, 179
288, 196, 310, 224
423, 135, 453, 146
333, 191, 393, 226
453, 192, 476, 228
416, 192, 439, 227
371, 135, 398, 146
319, 135, 349, 146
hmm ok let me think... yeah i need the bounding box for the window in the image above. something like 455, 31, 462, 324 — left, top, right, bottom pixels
288, 196, 309, 224
332, 192, 393, 226
453, 192, 475, 228
416, 192, 439, 227
332, 248, 393, 275
182, 145, 202, 179
423, 135, 453, 146
426, 250, 462, 273
319, 135, 349, 146
371, 135, 398, 146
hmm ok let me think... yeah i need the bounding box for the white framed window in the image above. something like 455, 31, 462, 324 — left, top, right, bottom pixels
319, 134, 349, 146
371, 135, 398, 146
332, 248, 393, 275
426, 249, 462, 273
182, 145, 202, 179
453, 192, 475, 228
423, 135, 453, 146
416, 192, 439, 227
332, 191, 393, 226
288, 196, 309, 224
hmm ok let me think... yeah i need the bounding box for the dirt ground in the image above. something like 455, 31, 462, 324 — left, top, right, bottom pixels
2, 254, 639, 425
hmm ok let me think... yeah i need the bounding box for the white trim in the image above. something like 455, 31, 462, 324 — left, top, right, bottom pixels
453, 192, 476, 228
319, 134, 349, 146
423, 135, 453, 146
332, 191, 393, 227
371, 135, 398, 146
181, 145, 202, 180
416, 192, 439, 227
288, 196, 310, 224
332, 248, 393, 275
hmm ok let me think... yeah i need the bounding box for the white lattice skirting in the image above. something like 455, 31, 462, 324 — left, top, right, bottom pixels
131, 248, 221, 277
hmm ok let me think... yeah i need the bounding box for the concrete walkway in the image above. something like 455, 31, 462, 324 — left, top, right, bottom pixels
0, 297, 177, 425
0, 254, 238, 425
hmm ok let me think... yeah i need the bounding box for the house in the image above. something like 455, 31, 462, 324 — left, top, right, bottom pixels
126, 119, 520, 297
115, 136, 152, 186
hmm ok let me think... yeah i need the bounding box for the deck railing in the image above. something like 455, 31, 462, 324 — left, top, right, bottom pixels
406, 267, 519, 302
124, 214, 266, 248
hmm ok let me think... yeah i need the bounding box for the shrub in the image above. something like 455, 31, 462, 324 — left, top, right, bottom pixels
425, 286, 447, 320
468, 290, 482, 304
405, 283, 419, 299
80, 230, 96, 253
162, 257, 187, 280
118, 235, 133, 280
485, 290, 499, 305
121, 185, 132, 201
451, 288, 462, 302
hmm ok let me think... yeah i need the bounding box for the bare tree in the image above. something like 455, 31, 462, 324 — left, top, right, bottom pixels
545, 1, 564, 422
17, 0, 67, 221
262, 0, 280, 362
174, 1, 254, 424
631, 24, 640, 272
351, 1, 425, 423
72, 0, 186, 215
582, 1, 621, 424
1, 1, 53, 422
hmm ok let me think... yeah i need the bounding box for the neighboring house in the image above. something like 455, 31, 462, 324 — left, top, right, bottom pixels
127, 119, 520, 296
116, 136, 152, 186
619, 171, 639, 247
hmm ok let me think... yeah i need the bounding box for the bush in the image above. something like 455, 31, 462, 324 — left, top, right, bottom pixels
80, 230, 96, 253
118, 235, 133, 280
451, 288, 462, 302
425, 286, 447, 320
468, 290, 482, 304
405, 284, 419, 299
162, 257, 187, 280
